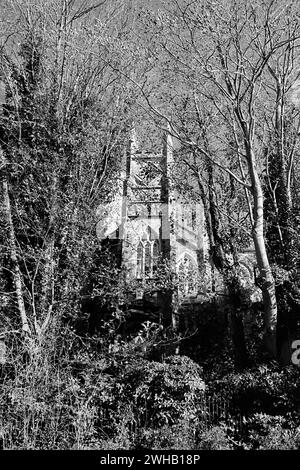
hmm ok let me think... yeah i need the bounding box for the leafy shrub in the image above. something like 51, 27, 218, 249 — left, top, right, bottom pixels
245, 413, 300, 450
197, 424, 234, 450
135, 415, 196, 450
114, 355, 205, 427
0, 322, 206, 450
209, 363, 300, 416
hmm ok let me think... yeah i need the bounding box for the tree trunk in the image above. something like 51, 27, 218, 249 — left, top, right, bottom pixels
1, 153, 31, 336
249, 152, 277, 358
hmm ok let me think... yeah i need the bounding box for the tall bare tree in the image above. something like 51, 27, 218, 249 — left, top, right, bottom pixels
137, 0, 300, 358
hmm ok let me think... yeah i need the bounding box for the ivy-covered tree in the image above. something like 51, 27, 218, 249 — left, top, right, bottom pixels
0, 0, 138, 346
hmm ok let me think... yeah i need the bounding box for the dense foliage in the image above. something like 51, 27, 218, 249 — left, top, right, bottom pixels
0, 0, 299, 451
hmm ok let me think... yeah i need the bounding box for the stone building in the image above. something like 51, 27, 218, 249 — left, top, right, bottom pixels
96, 129, 258, 328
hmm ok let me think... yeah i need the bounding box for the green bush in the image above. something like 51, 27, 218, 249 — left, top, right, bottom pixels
115, 355, 205, 427
0, 325, 206, 449
197, 424, 234, 450
209, 363, 300, 415
245, 413, 300, 450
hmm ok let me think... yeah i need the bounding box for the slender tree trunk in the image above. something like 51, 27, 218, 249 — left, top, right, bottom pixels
1, 153, 31, 336
249, 150, 277, 358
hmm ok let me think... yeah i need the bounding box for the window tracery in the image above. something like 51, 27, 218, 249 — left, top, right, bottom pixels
136, 227, 160, 278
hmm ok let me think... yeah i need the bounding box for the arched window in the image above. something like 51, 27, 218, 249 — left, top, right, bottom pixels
135, 227, 160, 279
178, 254, 198, 296
144, 242, 151, 276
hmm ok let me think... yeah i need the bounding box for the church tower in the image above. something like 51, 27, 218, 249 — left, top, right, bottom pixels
120, 128, 210, 300
96, 127, 211, 325
95, 127, 260, 345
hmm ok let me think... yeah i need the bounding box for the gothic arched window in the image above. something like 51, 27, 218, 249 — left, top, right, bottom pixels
144, 242, 151, 276
135, 228, 160, 279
